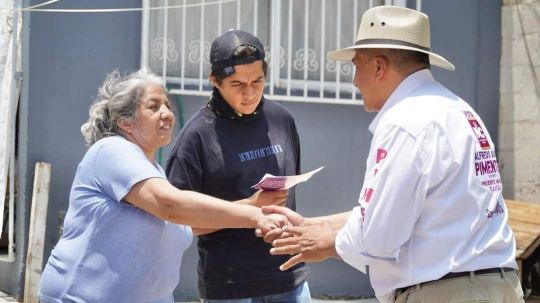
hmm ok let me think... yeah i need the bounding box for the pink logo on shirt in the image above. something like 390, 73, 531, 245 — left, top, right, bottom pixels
360, 188, 374, 203
376, 148, 387, 164
359, 148, 388, 223
463, 111, 491, 150
360, 148, 387, 204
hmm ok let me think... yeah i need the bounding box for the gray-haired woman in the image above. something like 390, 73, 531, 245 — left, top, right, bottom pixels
38, 69, 287, 303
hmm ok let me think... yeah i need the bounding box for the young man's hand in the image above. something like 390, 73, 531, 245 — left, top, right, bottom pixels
248, 190, 288, 208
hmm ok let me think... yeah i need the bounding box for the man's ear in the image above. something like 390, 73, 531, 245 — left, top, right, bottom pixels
375, 56, 388, 79
117, 118, 133, 134
209, 74, 218, 87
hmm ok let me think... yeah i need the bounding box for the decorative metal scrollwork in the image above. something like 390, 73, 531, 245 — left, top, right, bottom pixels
187, 40, 211, 64
326, 60, 353, 76
151, 37, 179, 62
1, 13, 13, 35
264, 46, 285, 68
293, 48, 318, 72
340, 62, 353, 76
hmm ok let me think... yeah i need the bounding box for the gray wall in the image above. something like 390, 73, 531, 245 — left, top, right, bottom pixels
4, 0, 501, 300
25, 0, 143, 261
424, 0, 501, 146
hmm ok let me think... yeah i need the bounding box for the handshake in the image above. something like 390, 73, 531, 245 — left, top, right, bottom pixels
254, 205, 341, 271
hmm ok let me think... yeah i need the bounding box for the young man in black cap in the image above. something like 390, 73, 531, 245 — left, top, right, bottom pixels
166, 29, 310, 302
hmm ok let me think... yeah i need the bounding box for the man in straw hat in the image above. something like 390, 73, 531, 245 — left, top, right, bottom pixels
260, 5, 524, 303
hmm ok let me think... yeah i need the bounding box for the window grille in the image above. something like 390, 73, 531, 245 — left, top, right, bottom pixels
141, 0, 419, 105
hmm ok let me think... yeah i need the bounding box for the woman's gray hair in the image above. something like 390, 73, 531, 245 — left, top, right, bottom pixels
81, 68, 165, 146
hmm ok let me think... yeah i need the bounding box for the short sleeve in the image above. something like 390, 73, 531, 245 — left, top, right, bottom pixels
165, 154, 203, 191
291, 118, 301, 175
91, 137, 165, 202
165, 117, 206, 192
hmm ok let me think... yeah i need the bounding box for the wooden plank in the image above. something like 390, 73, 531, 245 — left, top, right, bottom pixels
506, 199, 540, 261
24, 162, 51, 303
509, 221, 540, 251
507, 200, 540, 225
520, 237, 540, 260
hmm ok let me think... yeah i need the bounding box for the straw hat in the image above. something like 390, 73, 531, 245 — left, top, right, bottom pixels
328, 6, 454, 70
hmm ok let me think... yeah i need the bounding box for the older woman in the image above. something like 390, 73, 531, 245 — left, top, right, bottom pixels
38, 69, 287, 303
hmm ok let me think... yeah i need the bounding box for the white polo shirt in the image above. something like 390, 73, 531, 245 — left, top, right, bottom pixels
335, 69, 517, 303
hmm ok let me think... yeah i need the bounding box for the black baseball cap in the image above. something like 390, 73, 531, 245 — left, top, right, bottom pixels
210, 29, 265, 77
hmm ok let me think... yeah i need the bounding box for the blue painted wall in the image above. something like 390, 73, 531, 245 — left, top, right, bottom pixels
2, 0, 500, 300
24, 0, 143, 265
1, 0, 142, 298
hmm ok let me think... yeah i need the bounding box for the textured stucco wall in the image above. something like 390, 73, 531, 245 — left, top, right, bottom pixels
500, 0, 540, 204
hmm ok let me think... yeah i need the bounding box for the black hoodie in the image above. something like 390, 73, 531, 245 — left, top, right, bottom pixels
166, 89, 308, 299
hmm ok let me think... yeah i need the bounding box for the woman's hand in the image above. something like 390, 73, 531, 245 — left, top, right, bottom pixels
262, 205, 305, 226
254, 211, 289, 235
254, 205, 305, 242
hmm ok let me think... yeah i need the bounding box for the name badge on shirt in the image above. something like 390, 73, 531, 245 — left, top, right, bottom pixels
463, 111, 502, 193
463, 110, 491, 150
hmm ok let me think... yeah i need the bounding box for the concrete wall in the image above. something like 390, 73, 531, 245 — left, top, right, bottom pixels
500, 0, 540, 204
3, 0, 502, 300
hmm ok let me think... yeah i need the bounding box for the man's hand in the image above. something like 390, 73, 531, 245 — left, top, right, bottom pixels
270, 220, 339, 271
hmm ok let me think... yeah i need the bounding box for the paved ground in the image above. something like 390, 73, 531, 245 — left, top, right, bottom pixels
0, 291, 380, 303
312, 299, 378, 303
0, 292, 17, 303
172, 300, 378, 303
1, 291, 537, 303
174, 300, 378, 303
